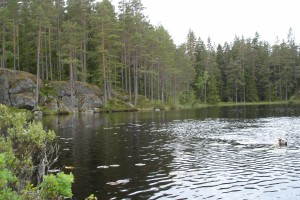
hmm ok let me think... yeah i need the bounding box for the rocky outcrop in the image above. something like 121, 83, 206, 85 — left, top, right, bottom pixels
0, 68, 143, 114
0, 68, 103, 114
79, 94, 102, 112
0, 68, 37, 109
10, 93, 36, 109
48, 81, 103, 113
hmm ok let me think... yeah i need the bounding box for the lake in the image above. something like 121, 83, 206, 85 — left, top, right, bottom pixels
43, 104, 300, 200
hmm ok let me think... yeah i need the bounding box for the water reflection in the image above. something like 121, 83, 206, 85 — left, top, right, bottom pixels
43, 104, 300, 199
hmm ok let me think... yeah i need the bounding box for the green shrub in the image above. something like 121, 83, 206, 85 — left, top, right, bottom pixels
85, 194, 98, 200
40, 172, 74, 199
106, 98, 136, 112
40, 82, 56, 98
0, 153, 18, 200
0, 104, 74, 199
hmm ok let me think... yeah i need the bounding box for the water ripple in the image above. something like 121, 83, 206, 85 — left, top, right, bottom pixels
149, 116, 300, 199
47, 108, 300, 199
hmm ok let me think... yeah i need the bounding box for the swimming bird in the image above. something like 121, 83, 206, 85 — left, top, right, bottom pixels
278, 138, 287, 146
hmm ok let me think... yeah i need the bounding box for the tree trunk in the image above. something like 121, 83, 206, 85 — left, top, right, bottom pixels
242, 54, 245, 103
17, 26, 20, 70
45, 31, 48, 80
36, 25, 41, 106
57, 10, 62, 81
144, 60, 147, 97
70, 62, 74, 111
2, 22, 5, 68
285, 63, 288, 101
49, 28, 53, 81
279, 65, 282, 100
134, 54, 138, 106
204, 82, 207, 103
157, 62, 160, 100
13, 22, 16, 70
124, 45, 128, 93
107, 58, 112, 99
268, 65, 271, 102
83, 27, 87, 83
102, 19, 107, 107
121, 62, 124, 90
173, 74, 177, 104
235, 82, 238, 103
151, 62, 153, 101
128, 53, 132, 103
162, 79, 165, 102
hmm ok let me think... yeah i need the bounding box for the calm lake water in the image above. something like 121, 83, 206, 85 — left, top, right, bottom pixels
43, 104, 300, 200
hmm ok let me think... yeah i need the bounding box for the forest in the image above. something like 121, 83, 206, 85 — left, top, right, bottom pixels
1, 0, 300, 107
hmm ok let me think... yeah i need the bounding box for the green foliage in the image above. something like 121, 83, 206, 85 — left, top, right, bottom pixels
85, 194, 98, 200
40, 83, 56, 98
151, 101, 166, 110
179, 91, 195, 105
207, 75, 220, 104
245, 74, 258, 102
0, 105, 74, 199
40, 172, 74, 199
106, 98, 136, 112
0, 154, 18, 200
194, 71, 209, 100
136, 95, 153, 109
0, 104, 26, 128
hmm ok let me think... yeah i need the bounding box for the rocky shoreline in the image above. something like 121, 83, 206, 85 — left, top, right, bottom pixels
0, 68, 136, 114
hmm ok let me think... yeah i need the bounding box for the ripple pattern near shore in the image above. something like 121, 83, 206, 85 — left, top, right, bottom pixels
146, 117, 300, 200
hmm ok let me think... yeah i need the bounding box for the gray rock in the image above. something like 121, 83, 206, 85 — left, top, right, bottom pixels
75, 82, 102, 96
79, 94, 102, 112
10, 93, 36, 110
0, 68, 134, 114
0, 68, 38, 108
61, 96, 78, 112
9, 79, 35, 94
53, 82, 73, 97
0, 75, 11, 105
52, 81, 103, 112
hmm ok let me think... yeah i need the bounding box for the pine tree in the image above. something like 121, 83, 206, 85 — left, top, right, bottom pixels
227, 58, 244, 102
61, 20, 82, 111
245, 73, 258, 101
207, 74, 220, 104
91, 0, 120, 107
0, 0, 10, 68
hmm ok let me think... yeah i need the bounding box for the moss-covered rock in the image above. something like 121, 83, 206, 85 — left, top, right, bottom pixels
0, 75, 10, 105
0, 68, 154, 114
10, 93, 36, 110
0, 68, 38, 110
49, 81, 103, 113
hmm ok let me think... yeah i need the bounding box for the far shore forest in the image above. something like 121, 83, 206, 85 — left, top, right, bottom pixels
1, 0, 300, 107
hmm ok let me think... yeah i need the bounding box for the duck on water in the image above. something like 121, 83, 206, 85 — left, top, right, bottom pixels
278, 138, 287, 146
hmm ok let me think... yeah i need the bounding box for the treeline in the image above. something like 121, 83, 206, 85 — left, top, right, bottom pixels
0, 0, 299, 106
188, 30, 300, 104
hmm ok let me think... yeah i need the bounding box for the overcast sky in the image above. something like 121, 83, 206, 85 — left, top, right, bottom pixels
112, 0, 300, 46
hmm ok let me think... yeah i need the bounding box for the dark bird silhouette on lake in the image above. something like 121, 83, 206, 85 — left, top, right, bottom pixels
278, 138, 287, 146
